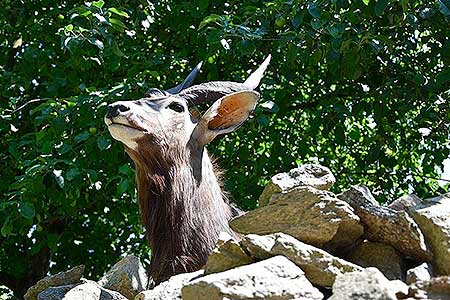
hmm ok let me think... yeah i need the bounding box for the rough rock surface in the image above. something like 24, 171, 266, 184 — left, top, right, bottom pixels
388, 194, 422, 211
338, 185, 431, 261
37, 284, 76, 300
259, 164, 336, 206
62, 281, 101, 300
37, 280, 127, 300
242, 233, 362, 287
408, 276, 450, 299
205, 232, 253, 274
135, 270, 203, 300
406, 263, 433, 284
346, 240, 404, 280
24, 265, 85, 300
409, 194, 450, 275
98, 255, 148, 299
231, 186, 363, 251
328, 268, 404, 300
181, 256, 323, 300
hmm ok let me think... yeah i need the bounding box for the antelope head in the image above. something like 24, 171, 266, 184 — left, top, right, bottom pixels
104, 55, 271, 159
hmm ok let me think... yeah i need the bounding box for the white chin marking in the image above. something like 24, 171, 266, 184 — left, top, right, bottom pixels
108, 124, 144, 150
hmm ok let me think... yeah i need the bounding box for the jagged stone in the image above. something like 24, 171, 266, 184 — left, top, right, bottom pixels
259, 164, 336, 206
241, 233, 362, 287
409, 193, 450, 275
181, 256, 323, 300
388, 194, 422, 211
24, 265, 85, 300
62, 281, 101, 300
37, 284, 77, 300
408, 276, 450, 299
205, 232, 253, 274
338, 185, 431, 261
98, 255, 148, 299
406, 263, 433, 284
231, 186, 363, 252
329, 268, 406, 300
134, 270, 203, 300
346, 240, 404, 280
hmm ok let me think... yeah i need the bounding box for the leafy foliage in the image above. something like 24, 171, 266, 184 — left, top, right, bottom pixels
0, 0, 449, 297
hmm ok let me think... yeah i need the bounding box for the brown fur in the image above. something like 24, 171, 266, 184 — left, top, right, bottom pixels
126, 135, 234, 283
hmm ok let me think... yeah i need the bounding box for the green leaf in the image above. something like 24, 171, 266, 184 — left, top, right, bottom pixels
108, 7, 129, 18
74, 131, 90, 143
198, 14, 221, 30
199, 0, 209, 11
292, 11, 305, 28
363, 0, 370, 5
436, 69, 450, 86
117, 180, 129, 194
109, 18, 126, 32
1, 218, 13, 237
66, 168, 81, 181
20, 202, 36, 219
375, 0, 389, 16
438, 0, 450, 16
92, 0, 105, 8
97, 136, 111, 150
307, 3, 321, 18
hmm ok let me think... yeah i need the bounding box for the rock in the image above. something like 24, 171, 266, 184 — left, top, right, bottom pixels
24, 265, 85, 300
231, 186, 363, 251
346, 240, 404, 280
181, 256, 324, 300
409, 194, 450, 275
135, 270, 203, 300
338, 185, 431, 261
241, 233, 362, 287
205, 232, 253, 274
62, 281, 101, 300
37, 285, 77, 300
259, 164, 336, 206
408, 276, 450, 299
328, 268, 405, 300
98, 255, 148, 299
388, 194, 422, 211
406, 263, 433, 284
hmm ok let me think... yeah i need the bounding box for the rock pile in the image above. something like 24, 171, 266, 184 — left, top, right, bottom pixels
24, 164, 450, 300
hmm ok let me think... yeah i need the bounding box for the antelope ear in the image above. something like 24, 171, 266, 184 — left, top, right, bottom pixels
190, 91, 259, 148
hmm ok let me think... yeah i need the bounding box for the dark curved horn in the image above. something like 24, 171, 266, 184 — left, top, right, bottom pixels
178, 55, 271, 105
166, 61, 203, 94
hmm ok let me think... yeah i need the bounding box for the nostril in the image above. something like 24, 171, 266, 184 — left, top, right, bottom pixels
118, 104, 130, 113
106, 104, 130, 119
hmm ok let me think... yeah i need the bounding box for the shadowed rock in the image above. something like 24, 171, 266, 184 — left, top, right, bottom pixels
409, 194, 450, 275
24, 265, 85, 300
337, 185, 431, 261
346, 240, 405, 280
241, 232, 362, 287
231, 186, 363, 252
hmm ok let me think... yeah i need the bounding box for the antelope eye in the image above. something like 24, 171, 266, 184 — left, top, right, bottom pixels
168, 102, 185, 113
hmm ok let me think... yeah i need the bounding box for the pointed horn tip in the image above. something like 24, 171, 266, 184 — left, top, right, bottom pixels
195, 61, 203, 70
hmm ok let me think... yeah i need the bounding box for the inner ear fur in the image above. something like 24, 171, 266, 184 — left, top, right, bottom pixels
190, 91, 259, 149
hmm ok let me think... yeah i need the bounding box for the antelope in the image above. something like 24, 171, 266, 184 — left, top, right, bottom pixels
104, 55, 271, 284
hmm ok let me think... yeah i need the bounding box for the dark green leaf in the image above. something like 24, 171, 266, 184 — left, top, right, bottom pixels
19, 202, 35, 219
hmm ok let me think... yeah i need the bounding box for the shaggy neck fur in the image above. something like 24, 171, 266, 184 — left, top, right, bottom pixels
128, 141, 234, 284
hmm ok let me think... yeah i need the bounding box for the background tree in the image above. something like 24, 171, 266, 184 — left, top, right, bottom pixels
0, 0, 449, 298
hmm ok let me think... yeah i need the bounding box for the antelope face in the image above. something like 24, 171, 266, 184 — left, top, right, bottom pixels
104, 92, 195, 150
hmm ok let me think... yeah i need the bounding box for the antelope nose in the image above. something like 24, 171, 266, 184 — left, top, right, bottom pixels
106, 104, 130, 118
